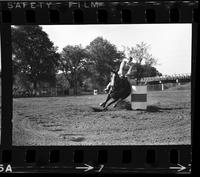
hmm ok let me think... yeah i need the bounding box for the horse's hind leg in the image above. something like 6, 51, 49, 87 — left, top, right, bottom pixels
113, 98, 123, 108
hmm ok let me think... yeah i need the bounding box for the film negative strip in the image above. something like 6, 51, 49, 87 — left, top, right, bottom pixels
0, 0, 199, 174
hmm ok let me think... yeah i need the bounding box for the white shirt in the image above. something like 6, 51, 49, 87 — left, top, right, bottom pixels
118, 58, 134, 77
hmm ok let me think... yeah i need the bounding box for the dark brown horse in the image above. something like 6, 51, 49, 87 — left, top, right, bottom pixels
100, 70, 131, 109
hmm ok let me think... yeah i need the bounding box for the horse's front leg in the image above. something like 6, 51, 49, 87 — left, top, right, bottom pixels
100, 94, 111, 107
104, 99, 119, 109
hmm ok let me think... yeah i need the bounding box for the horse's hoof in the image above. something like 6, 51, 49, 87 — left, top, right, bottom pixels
99, 102, 105, 107
103, 107, 108, 111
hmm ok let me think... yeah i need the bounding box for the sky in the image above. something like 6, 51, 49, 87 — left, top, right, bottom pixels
41, 24, 192, 75
0, 24, 192, 75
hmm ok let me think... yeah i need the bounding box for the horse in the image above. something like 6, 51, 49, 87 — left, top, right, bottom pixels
100, 70, 132, 109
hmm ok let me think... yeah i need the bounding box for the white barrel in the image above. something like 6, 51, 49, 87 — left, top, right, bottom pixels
131, 85, 147, 110
161, 83, 164, 91
93, 89, 98, 95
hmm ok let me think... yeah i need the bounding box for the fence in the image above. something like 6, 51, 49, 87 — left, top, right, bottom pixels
147, 82, 190, 91
13, 87, 69, 98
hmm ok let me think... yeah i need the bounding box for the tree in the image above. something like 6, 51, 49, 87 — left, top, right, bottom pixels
12, 26, 60, 94
56, 73, 70, 90
126, 42, 158, 85
142, 65, 162, 77
59, 45, 88, 95
87, 37, 124, 90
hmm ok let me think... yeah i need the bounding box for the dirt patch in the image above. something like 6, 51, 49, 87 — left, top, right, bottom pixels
146, 105, 187, 113
91, 100, 132, 112
12, 90, 191, 146
91, 107, 106, 112
115, 100, 132, 110
70, 137, 85, 142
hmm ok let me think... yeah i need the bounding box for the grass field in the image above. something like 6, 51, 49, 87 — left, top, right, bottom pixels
12, 84, 191, 146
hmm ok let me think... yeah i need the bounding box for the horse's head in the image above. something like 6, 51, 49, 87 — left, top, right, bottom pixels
110, 70, 121, 92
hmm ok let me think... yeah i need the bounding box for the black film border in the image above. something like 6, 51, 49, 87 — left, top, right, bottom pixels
0, 0, 199, 174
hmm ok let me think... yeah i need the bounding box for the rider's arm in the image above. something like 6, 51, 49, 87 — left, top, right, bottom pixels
126, 65, 133, 76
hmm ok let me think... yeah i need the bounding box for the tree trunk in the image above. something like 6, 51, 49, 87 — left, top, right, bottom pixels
136, 64, 142, 85
73, 72, 77, 95
33, 81, 37, 96
136, 67, 139, 85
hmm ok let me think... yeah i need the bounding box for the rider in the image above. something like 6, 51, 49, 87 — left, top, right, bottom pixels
104, 56, 134, 93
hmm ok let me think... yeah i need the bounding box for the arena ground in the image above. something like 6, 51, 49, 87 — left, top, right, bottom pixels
12, 83, 191, 146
